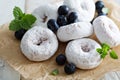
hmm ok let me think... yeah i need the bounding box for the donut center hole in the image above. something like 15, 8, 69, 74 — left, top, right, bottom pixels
37, 42, 42, 46
81, 44, 90, 52
42, 15, 47, 23
36, 38, 48, 46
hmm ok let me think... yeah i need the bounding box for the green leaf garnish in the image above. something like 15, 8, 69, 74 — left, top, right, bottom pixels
102, 8, 109, 14
20, 14, 36, 30
9, 20, 22, 31
96, 43, 118, 59
100, 51, 107, 59
110, 50, 118, 59
51, 69, 59, 76
9, 7, 36, 31
96, 48, 103, 54
101, 43, 110, 51
13, 6, 24, 20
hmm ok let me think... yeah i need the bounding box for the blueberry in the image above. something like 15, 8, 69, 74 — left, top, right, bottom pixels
67, 12, 78, 24
57, 15, 67, 26
58, 5, 69, 15
15, 29, 27, 40
56, 54, 66, 65
64, 63, 76, 74
95, 1, 105, 14
47, 19, 59, 33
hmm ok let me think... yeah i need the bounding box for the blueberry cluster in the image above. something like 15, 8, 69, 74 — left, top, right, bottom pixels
47, 5, 78, 33
56, 54, 76, 74
95, 1, 108, 16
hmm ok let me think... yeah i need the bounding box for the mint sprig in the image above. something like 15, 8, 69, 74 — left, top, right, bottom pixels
51, 69, 59, 76
9, 6, 36, 31
96, 43, 118, 59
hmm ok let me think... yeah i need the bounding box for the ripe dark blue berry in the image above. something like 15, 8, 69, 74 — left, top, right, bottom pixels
47, 19, 59, 33
64, 63, 76, 74
57, 15, 67, 26
15, 29, 26, 40
58, 5, 69, 15
67, 12, 78, 24
95, 1, 105, 14
56, 54, 66, 65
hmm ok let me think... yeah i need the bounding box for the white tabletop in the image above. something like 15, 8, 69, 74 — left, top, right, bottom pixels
0, 0, 25, 25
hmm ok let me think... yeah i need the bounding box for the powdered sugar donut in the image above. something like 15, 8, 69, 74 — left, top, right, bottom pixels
32, 2, 62, 28
57, 22, 93, 42
93, 16, 120, 47
20, 26, 58, 61
65, 38, 102, 69
64, 0, 95, 22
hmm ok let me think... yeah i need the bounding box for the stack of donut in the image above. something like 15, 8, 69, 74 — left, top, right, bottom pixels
20, 0, 120, 70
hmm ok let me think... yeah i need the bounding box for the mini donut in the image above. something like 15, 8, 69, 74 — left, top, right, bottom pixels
93, 16, 120, 47
32, 3, 61, 28
64, 0, 95, 22
57, 22, 93, 42
20, 26, 58, 61
65, 38, 102, 69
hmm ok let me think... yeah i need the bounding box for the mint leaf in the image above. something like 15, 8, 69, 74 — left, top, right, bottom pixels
20, 14, 36, 30
9, 20, 22, 31
110, 50, 118, 59
13, 6, 24, 20
101, 43, 110, 51
102, 8, 109, 14
97, 48, 103, 54
101, 51, 107, 59
101, 43, 109, 47
51, 69, 59, 76
101, 54, 106, 59
9, 7, 36, 31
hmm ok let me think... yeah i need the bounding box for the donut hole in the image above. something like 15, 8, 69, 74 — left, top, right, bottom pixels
81, 44, 90, 52
35, 38, 48, 46
42, 16, 47, 23
36, 41, 42, 46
